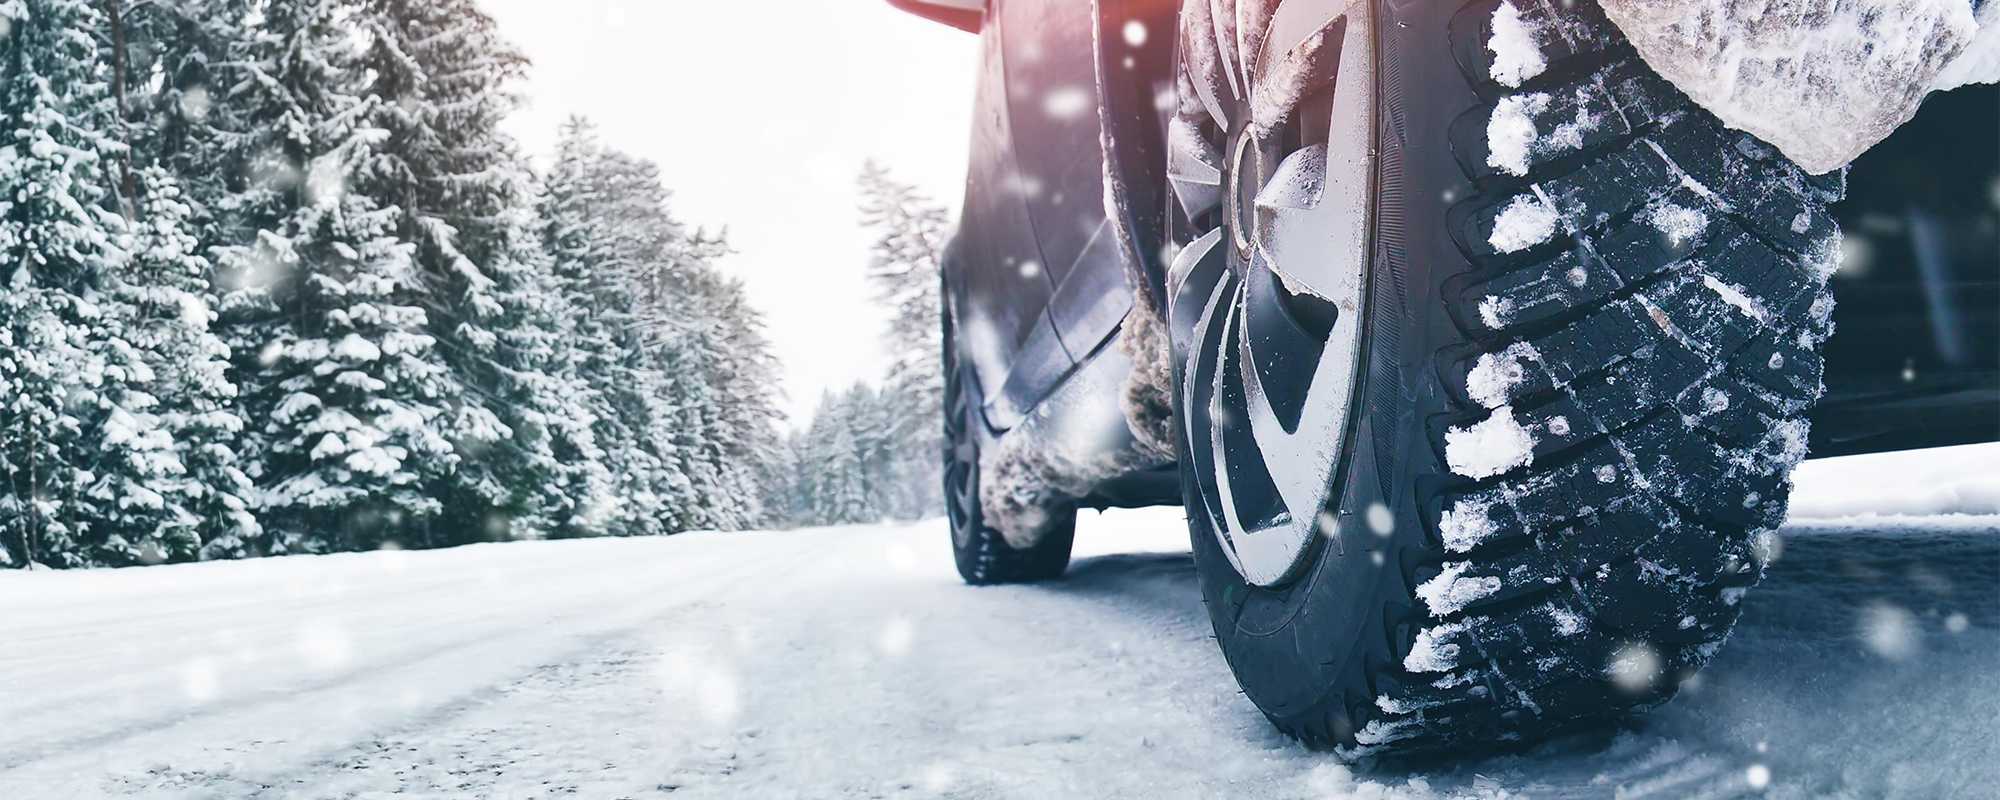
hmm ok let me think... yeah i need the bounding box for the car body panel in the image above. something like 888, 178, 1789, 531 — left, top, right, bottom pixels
951, 7, 1070, 430
997, 0, 1106, 290
943, 0, 1132, 431
1048, 222, 1133, 360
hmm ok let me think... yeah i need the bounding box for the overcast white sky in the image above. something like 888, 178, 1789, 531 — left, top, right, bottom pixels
482, 0, 980, 426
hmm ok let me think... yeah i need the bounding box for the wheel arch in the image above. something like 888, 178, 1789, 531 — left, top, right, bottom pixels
1093, 0, 1182, 313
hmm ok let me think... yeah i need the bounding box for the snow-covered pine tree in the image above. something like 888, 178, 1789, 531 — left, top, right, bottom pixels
793, 384, 914, 525
0, 0, 204, 567
634, 230, 726, 532
857, 162, 949, 518
636, 245, 782, 532
858, 162, 948, 414
356, 0, 584, 544
803, 391, 870, 525
470, 175, 612, 541
94, 0, 265, 562
114, 168, 260, 560
538, 118, 690, 538
206, 0, 456, 553
754, 429, 806, 528
112, 0, 250, 226
694, 272, 783, 530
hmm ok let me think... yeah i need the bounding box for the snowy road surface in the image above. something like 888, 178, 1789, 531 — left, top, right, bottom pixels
2, 447, 1996, 799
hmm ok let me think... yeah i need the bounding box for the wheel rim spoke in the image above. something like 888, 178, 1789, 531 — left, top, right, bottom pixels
1260, 0, 1353, 82
1169, 0, 1376, 588
1167, 116, 1225, 220
1181, 4, 1234, 130
1207, 0, 1245, 104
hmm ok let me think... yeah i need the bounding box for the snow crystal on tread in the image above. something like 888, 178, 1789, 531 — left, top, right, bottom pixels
1375, 694, 1422, 715
1739, 417, 1812, 475
1351, 717, 1423, 746
1404, 622, 1469, 673
1489, 195, 1560, 253
1417, 561, 1503, 617
1546, 603, 1586, 637
1701, 274, 1766, 322
1488, 1, 1548, 88
1467, 343, 1539, 408
1440, 498, 1499, 553
1648, 202, 1709, 248
1446, 405, 1536, 480
1478, 295, 1516, 330
1702, 387, 1731, 414
1542, 89, 1601, 154
1486, 93, 1549, 176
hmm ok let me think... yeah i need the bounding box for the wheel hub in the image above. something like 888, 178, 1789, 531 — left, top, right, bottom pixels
1166, 0, 1377, 587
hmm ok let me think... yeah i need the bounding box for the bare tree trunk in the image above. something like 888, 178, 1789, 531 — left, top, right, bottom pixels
103, 0, 139, 218
25, 424, 39, 569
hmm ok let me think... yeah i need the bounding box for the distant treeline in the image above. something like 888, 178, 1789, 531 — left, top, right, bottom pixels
759, 164, 947, 527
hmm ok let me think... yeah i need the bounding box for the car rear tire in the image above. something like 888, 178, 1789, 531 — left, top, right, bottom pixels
943, 293, 1076, 585
1165, 0, 1841, 755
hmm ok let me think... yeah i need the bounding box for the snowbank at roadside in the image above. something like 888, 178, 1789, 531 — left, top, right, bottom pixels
1788, 441, 2000, 520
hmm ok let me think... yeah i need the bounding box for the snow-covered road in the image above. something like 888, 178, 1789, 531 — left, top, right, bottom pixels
2, 447, 1996, 799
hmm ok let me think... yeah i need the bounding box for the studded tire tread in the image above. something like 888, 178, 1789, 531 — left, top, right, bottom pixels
1338, 0, 1838, 754
1181, 0, 1844, 756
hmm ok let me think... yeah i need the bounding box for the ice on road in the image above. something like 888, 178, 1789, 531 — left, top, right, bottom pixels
2, 449, 1996, 798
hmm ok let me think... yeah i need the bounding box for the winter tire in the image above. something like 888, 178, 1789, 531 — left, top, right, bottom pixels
1164, 0, 1841, 754
943, 292, 1077, 584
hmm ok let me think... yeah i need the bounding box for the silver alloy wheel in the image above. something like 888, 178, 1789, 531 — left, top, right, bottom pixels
1166, 0, 1376, 587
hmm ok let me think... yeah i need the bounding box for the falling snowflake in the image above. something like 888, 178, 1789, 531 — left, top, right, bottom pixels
1042, 86, 1093, 120
1316, 510, 1340, 539
296, 619, 354, 671
655, 645, 742, 725
306, 156, 347, 207
1122, 20, 1148, 47
920, 762, 958, 792
181, 657, 220, 703
1945, 612, 1971, 634
885, 544, 918, 573
1607, 641, 1662, 693
1753, 529, 1784, 564
179, 86, 212, 122
879, 618, 915, 657
1365, 502, 1394, 536
1860, 602, 1920, 660
376, 541, 412, 573
1839, 233, 1874, 277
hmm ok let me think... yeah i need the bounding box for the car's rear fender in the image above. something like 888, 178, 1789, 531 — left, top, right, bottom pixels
887, 0, 984, 32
